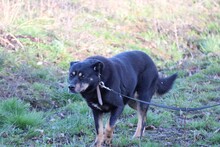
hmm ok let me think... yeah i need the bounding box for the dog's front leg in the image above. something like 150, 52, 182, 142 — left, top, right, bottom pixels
104, 106, 124, 146
92, 110, 104, 147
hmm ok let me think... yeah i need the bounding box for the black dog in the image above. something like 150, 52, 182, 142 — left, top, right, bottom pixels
68, 51, 177, 146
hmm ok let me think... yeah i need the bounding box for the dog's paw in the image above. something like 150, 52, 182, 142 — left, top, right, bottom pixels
92, 133, 104, 147
92, 141, 102, 147
93, 137, 104, 147
92, 140, 112, 147
103, 134, 112, 146
104, 139, 112, 146
103, 140, 112, 147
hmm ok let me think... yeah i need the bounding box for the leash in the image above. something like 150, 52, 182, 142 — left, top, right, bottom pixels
99, 81, 220, 112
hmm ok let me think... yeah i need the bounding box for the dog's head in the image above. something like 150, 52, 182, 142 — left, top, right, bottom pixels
68, 59, 104, 93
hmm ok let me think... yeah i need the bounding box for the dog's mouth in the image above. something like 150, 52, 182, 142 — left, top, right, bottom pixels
68, 83, 89, 93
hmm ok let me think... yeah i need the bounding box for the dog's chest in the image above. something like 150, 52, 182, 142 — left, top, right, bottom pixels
89, 102, 111, 112
82, 91, 113, 112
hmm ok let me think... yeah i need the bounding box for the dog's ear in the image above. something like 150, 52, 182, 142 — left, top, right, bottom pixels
92, 60, 104, 73
70, 61, 79, 67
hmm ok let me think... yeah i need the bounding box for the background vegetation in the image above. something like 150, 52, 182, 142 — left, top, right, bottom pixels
0, 0, 219, 146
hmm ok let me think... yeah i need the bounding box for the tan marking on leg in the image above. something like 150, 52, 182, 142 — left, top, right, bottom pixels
133, 103, 146, 138
133, 107, 143, 138
104, 120, 114, 146
134, 92, 139, 98
94, 115, 104, 147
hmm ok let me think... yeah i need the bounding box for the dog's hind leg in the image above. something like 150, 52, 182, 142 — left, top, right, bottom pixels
127, 92, 139, 110
132, 102, 148, 138
133, 90, 154, 138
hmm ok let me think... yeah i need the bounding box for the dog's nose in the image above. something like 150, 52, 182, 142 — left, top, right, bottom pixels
68, 85, 75, 90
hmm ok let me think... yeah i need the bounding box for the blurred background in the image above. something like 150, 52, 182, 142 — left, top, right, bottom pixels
0, 0, 219, 146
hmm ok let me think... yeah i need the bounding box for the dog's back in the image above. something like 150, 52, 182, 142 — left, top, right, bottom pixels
110, 50, 176, 96
111, 50, 157, 73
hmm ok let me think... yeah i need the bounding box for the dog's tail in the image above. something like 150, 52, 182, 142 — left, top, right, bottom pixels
156, 73, 177, 95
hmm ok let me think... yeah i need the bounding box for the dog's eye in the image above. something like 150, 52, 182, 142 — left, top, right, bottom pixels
70, 71, 76, 77
78, 72, 84, 78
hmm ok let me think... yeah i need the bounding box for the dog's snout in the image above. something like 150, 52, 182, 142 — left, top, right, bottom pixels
68, 85, 75, 90
68, 85, 76, 93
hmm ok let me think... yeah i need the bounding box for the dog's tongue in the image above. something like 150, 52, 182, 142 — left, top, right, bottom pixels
96, 86, 103, 105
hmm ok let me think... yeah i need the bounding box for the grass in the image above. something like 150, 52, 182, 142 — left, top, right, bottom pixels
0, 98, 44, 127
0, 0, 220, 146
0, 98, 44, 145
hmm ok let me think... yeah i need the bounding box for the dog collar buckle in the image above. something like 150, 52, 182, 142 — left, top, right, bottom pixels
99, 81, 111, 91
99, 81, 105, 88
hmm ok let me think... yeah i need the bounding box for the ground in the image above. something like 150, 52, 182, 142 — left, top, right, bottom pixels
0, 0, 220, 146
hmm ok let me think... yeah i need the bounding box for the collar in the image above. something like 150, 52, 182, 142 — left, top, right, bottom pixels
97, 72, 103, 105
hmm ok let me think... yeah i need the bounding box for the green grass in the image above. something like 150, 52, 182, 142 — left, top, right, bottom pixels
0, 0, 220, 146
0, 98, 44, 145
0, 98, 43, 128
